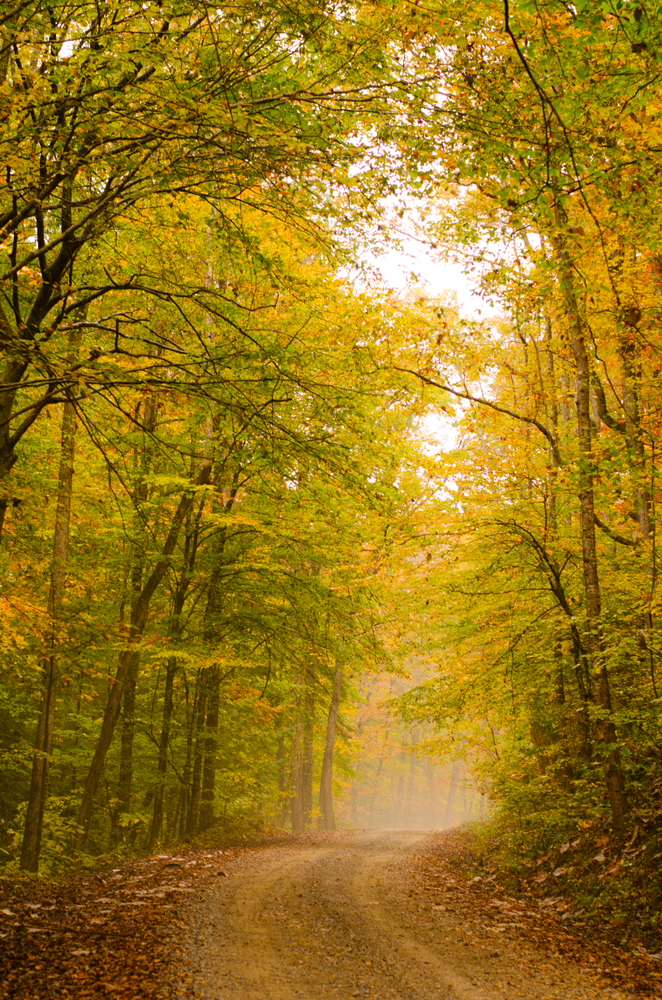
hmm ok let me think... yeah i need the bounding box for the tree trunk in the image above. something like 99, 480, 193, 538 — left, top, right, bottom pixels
0, 359, 28, 543
621, 330, 651, 537
301, 673, 315, 829
199, 665, 221, 831
197, 474, 239, 833
318, 658, 343, 831
369, 757, 383, 827
114, 636, 141, 843
290, 704, 305, 834
114, 396, 158, 840
73, 462, 211, 861
149, 519, 197, 849
197, 546, 225, 834
149, 655, 177, 849
404, 729, 418, 828
444, 763, 459, 828
179, 671, 194, 840
275, 696, 287, 823
555, 211, 626, 831
395, 763, 405, 827
186, 668, 208, 835
20, 374, 78, 872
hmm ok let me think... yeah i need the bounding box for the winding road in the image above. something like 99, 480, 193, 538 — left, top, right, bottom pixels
179, 830, 626, 1000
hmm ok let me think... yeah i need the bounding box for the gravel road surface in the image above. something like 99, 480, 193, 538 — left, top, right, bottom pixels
178, 830, 626, 1000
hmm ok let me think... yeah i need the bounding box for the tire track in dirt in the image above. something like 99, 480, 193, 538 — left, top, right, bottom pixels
177, 830, 629, 1000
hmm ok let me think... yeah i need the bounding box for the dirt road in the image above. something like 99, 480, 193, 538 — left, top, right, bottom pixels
178, 830, 627, 1000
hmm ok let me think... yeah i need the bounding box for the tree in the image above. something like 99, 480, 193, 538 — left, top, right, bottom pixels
387, 0, 662, 836
0, 0, 420, 540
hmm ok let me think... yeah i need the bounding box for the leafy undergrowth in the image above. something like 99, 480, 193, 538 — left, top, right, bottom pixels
417, 826, 662, 997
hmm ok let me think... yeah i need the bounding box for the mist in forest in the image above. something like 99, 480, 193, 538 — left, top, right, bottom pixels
338, 752, 488, 831
334, 672, 488, 831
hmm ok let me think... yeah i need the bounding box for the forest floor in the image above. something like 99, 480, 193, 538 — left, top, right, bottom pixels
2, 828, 662, 999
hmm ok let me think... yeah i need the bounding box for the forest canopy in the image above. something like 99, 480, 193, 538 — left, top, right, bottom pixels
1, 0, 661, 898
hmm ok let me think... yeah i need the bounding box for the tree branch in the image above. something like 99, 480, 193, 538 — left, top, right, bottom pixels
593, 512, 637, 547
394, 366, 563, 466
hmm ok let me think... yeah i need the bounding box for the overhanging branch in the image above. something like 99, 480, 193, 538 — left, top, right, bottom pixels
393, 366, 563, 466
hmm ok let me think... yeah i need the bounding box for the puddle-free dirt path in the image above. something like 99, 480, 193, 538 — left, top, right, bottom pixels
178, 830, 626, 1000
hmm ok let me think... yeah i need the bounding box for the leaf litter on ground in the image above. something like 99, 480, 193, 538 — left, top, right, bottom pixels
0, 845, 240, 999
0, 830, 347, 999
3, 827, 662, 998
417, 828, 662, 997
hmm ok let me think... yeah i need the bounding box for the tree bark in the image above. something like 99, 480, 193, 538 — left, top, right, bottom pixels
73, 462, 211, 861
444, 762, 459, 828
395, 763, 405, 827
186, 668, 208, 835
199, 666, 221, 831
114, 596, 141, 844
198, 556, 224, 833
405, 730, 418, 828
290, 704, 306, 833
275, 695, 287, 822
149, 519, 198, 849
197, 471, 239, 832
318, 658, 343, 831
301, 671, 315, 829
368, 757, 384, 827
620, 330, 651, 537
179, 672, 195, 839
555, 210, 626, 831
149, 655, 176, 849
115, 396, 158, 840
20, 369, 78, 871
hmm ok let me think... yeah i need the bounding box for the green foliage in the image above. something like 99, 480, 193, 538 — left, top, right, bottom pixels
5, 0, 662, 909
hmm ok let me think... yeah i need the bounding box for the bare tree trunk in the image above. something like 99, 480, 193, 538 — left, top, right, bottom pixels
73, 463, 211, 861
197, 472, 239, 833
149, 655, 177, 849
0, 29, 11, 85
198, 556, 222, 835
318, 658, 343, 831
404, 728, 418, 828
389, 764, 397, 827
612, 242, 650, 538
444, 763, 459, 828
290, 685, 305, 834
555, 211, 626, 832
20, 370, 78, 871
621, 329, 651, 537
149, 518, 197, 848
396, 763, 405, 827
199, 665, 220, 831
369, 757, 383, 827
115, 396, 158, 840
301, 672, 315, 829
197, 559, 225, 833
0, 359, 27, 543
179, 672, 194, 839
186, 668, 208, 835
275, 693, 287, 823
114, 566, 142, 843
